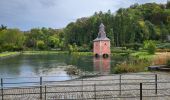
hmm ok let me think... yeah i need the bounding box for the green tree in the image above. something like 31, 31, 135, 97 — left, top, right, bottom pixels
47, 35, 60, 48
0, 29, 25, 51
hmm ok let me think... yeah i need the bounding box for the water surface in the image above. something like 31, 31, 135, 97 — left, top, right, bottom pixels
0, 53, 127, 87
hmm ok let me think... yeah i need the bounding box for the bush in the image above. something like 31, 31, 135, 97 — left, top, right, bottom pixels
113, 59, 150, 74
36, 40, 45, 50
125, 43, 142, 50
78, 45, 90, 52
68, 43, 78, 54
144, 40, 156, 54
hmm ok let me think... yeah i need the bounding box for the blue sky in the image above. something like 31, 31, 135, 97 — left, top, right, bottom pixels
0, 0, 167, 31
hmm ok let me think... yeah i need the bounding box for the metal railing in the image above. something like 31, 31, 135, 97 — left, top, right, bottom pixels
1, 74, 170, 100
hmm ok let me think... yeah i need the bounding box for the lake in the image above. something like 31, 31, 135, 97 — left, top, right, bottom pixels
0, 53, 127, 87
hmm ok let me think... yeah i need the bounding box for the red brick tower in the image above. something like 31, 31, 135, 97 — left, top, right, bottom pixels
93, 23, 110, 57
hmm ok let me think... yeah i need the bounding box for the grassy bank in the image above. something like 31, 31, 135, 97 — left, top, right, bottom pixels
113, 51, 154, 74
0, 52, 20, 58
23, 51, 94, 56
130, 51, 155, 61
22, 51, 68, 55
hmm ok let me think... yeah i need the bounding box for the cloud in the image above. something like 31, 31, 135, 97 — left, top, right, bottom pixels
38, 0, 57, 8
0, 0, 167, 30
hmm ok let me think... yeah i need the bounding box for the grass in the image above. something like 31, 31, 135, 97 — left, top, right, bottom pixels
0, 52, 20, 58
152, 52, 170, 65
130, 51, 155, 61
114, 50, 170, 74
113, 59, 150, 74
23, 51, 94, 56
22, 51, 68, 55
113, 50, 154, 74
71, 52, 93, 56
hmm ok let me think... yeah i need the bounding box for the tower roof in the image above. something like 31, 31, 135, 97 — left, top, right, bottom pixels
93, 23, 110, 41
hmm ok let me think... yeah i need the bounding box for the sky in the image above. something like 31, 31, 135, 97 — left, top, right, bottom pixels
0, 0, 167, 31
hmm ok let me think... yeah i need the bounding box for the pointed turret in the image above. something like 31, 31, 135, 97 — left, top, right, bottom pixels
94, 23, 109, 41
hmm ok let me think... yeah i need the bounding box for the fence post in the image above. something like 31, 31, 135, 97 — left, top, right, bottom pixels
40, 77, 42, 99
94, 84, 96, 100
45, 86, 46, 100
119, 75, 121, 95
1, 78, 3, 100
155, 74, 157, 94
81, 78, 83, 99
140, 83, 142, 100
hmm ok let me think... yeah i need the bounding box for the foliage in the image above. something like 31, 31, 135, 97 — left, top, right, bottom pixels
157, 43, 170, 49
36, 40, 45, 50
68, 43, 78, 54
1, 2, 170, 52
64, 3, 170, 48
125, 43, 142, 50
144, 40, 156, 54
0, 29, 25, 52
24, 28, 65, 50
114, 59, 150, 74
131, 51, 154, 61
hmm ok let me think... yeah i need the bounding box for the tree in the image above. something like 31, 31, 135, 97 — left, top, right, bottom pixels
166, 1, 170, 9
0, 25, 7, 31
47, 35, 60, 48
0, 29, 25, 51
160, 22, 169, 42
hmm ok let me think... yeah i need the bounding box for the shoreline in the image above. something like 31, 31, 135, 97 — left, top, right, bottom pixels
0, 52, 21, 59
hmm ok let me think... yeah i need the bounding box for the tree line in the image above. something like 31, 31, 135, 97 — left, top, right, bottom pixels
0, 2, 170, 52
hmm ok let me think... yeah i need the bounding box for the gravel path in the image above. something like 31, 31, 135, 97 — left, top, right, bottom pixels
1, 72, 170, 100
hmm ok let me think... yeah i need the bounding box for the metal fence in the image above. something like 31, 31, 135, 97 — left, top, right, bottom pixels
1, 74, 170, 100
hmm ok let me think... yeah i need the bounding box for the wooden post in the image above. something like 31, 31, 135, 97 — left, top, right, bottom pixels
119, 75, 121, 95
140, 83, 142, 100
1, 78, 3, 100
40, 77, 42, 99
81, 78, 83, 99
45, 86, 47, 100
94, 84, 96, 100
155, 74, 157, 94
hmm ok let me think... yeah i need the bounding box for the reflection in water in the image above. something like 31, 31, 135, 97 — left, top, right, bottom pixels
93, 57, 111, 74
0, 54, 127, 87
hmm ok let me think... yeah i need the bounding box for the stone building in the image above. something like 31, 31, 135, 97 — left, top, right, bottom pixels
93, 23, 110, 57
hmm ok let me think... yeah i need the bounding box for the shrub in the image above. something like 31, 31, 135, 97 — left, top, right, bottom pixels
68, 43, 78, 54
144, 40, 156, 54
125, 43, 142, 50
36, 40, 45, 50
113, 59, 150, 74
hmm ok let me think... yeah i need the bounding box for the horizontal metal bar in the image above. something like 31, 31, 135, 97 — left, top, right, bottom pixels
0, 73, 156, 79
3, 82, 39, 84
